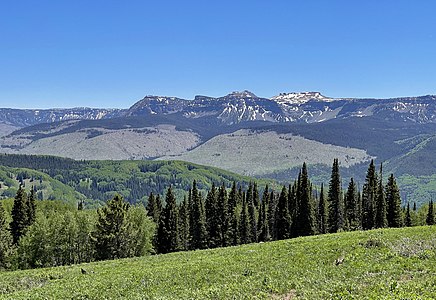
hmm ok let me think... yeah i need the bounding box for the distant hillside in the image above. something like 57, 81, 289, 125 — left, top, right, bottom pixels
0, 165, 83, 203
160, 129, 373, 176
0, 154, 274, 206
1, 226, 435, 299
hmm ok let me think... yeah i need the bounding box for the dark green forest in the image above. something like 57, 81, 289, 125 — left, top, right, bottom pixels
0, 158, 433, 272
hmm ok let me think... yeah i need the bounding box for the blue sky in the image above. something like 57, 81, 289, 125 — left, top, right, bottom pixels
1, 0, 435, 108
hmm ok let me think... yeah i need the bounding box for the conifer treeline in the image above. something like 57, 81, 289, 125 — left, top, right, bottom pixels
148, 159, 429, 254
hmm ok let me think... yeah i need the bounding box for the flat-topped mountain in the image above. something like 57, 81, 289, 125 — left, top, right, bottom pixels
1, 92, 435, 130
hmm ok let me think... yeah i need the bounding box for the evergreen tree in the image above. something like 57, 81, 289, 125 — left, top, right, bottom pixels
386, 174, 403, 228
362, 160, 377, 230
10, 185, 28, 245
26, 187, 36, 226
375, 164, 388, 228
344, 178, 360, 230
413, 202, 417, 211
317, 183, 328, 234
405, 203, 412, 227
268, 190, 277, 240
426, 200, 435, 225
296, 163, 316, 236
275, 186, 291, 240
239, 193, 251, 244
253, 182, 260, 208
217, 183, 232, 247
258, 185, 270, 241
156, 186, 179, 253
189, 181, 208, 249
77, 200, 84, 211
328, 159, 343, 233
178, 195, 190, 251
0, 202, 12, 269
289, 182, 298, 237
247, 182, 257, 243
227, 182, 239, 246
93, 195, 131, 260
146, 192, 161, 224
205, 183, 220, 247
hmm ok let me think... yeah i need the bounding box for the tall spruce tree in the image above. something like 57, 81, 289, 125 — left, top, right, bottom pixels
289, 182, 298, 237
296, 163, 316, 236
217, 183, 232, 247
94, 195, 131, 260
227, 182, 239, 246
178, 195, 190, 251
239, 193, 251, 244
405, 203, 412, 227
275, 186, 291, 240
344, 178, 360, 230
189, 181, 208, 249
258, 185, 270, 241
0, 202, 12, 269
247, 182, 257, 243
268, 190, 277, 240
26, 187, 36, 226
317, 183, 328, 234
328, 159, 343, 233
10, 185, 28, 245
386, 174, 402, 228
156, 186, 180, 253
146, 192, 161, 224
426, 200, 435, 225
375, 164, 388, 228
362, 160, 377, 230
205, 183, 220, 247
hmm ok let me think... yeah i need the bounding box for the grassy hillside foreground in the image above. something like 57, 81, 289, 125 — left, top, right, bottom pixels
1, 226, 436, 299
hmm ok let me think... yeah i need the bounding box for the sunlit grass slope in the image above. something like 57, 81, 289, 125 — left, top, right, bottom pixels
1, 226, 436, 299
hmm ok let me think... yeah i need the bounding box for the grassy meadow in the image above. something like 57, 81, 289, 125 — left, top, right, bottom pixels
0, 226, 435, 299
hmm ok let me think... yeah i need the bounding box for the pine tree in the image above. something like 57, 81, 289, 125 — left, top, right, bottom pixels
404, 203, 412, 227
317, 183, 328, 234
268, 190, 277, 240
93, 195, 131, 260
328, 159, 343, 233
247, 182, 257, 243
156, 186, 180, 253
0, 202, 12, 269
426, 200, 435, 225
296, 163, 316, 236
217, 183, 232, 247
413, 202, 417, 211
253, 182, 260, 208
289, 182, 298, 237
189, 181, 208, 249
227, 182, 239, 246
78, 200, 84, 211
239, 192, 251, 244
375, 164, 388, 228
10, 185, 28, 245
205, 183, 220, 247
146, 192, 161, 224
362, 160, 377, 230
344, 178, 360, 230
258, 185, 270, 241
178, 195, 190, 251
386, 174, 403, 228
26, 187, 36, 226
275, 186, 291, 240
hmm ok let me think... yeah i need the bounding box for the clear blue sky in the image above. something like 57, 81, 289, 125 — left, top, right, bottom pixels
1, 0, 436, 108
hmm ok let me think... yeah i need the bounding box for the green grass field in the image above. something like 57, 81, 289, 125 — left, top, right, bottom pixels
1, 226, 435, 299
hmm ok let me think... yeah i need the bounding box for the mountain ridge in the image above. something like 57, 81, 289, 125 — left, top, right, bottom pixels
1, 91, 435, 130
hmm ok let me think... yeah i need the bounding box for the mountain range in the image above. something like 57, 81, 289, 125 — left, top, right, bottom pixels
0, 91, 435, 205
